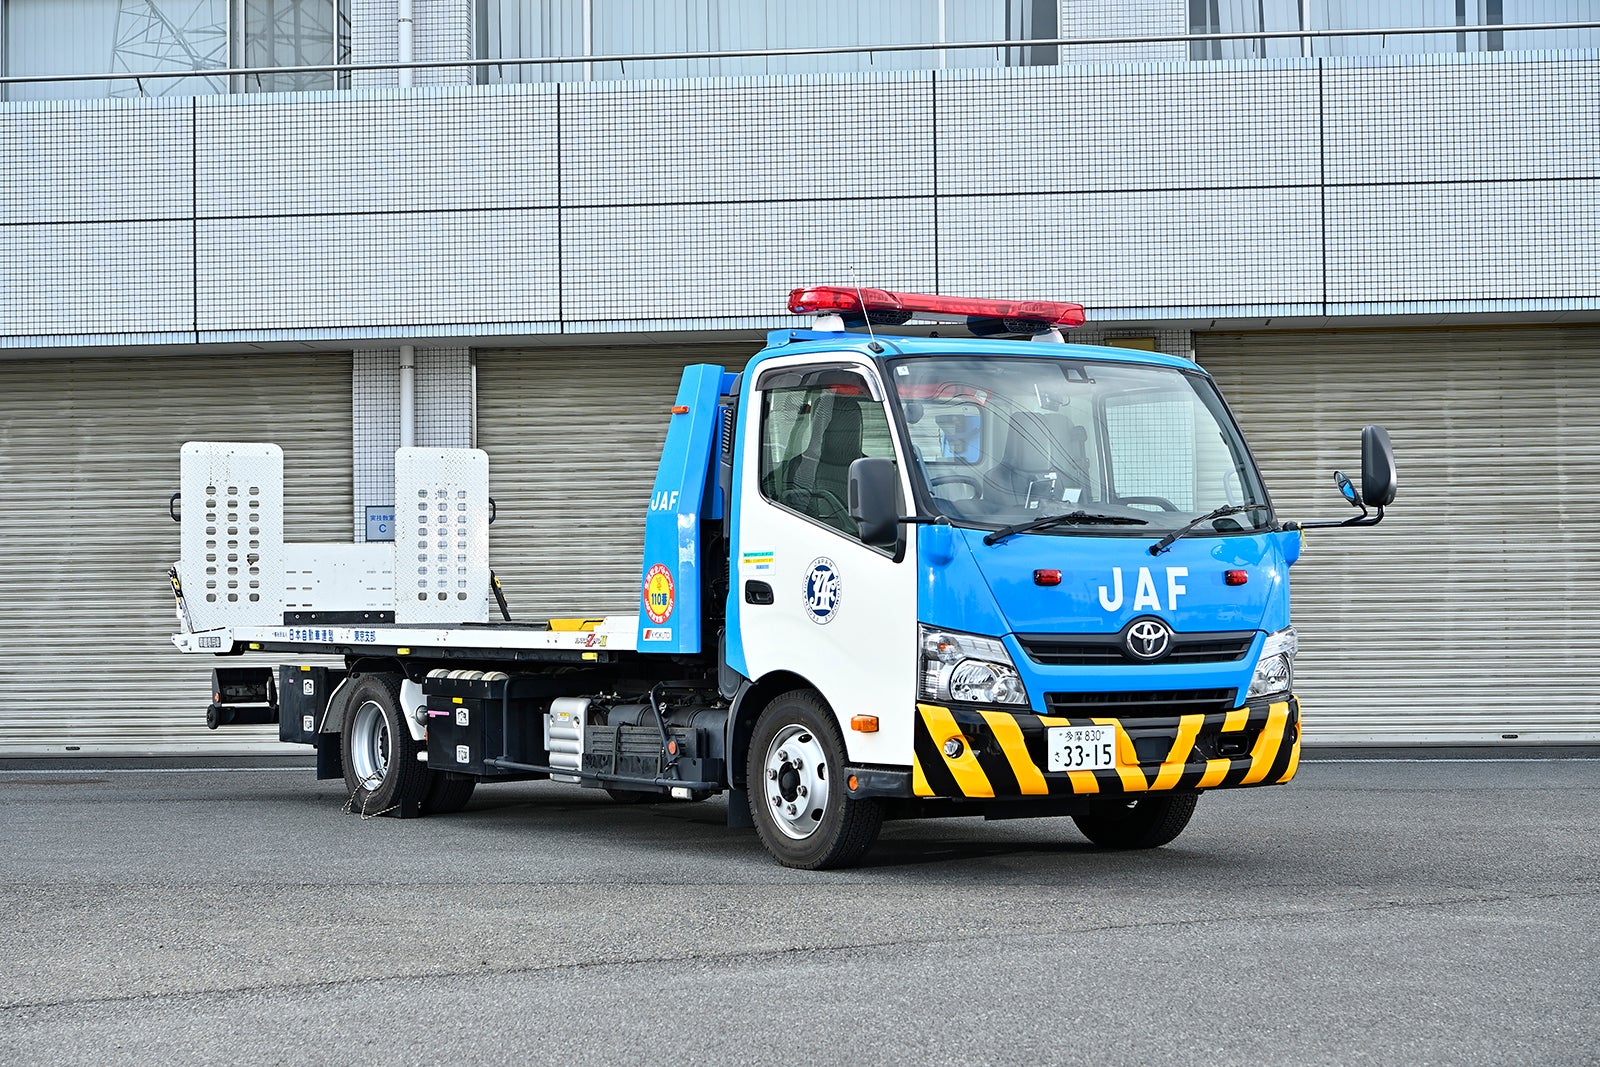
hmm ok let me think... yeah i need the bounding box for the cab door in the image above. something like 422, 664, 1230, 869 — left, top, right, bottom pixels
733, 358, 918, 766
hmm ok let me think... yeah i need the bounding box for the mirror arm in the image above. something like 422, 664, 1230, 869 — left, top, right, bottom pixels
1298, 504, 1385, 530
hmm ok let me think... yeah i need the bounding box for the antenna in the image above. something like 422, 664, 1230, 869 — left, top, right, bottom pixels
850, 267, 879, 346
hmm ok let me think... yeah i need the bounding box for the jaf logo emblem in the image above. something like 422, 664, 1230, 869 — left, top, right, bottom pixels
803, 557, 841, 624
643, 563, 675, 625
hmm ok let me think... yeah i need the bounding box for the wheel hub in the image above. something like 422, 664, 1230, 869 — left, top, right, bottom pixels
349, 700, 390, 788
761, 725, 829, 840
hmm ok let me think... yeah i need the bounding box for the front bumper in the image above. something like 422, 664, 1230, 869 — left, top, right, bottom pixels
911, 696, 1301, 798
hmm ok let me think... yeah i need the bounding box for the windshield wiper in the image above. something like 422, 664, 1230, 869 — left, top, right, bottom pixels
983, 510, 1149, 546
1148, 504, 1272, 556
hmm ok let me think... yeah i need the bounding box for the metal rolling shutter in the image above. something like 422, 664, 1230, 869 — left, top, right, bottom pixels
0, 354, 351, 755
1196, 326, 1600, 744
476, 344, 752, 621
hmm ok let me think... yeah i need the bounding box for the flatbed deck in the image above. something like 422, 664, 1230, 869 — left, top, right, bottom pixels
173, 616, 641, 664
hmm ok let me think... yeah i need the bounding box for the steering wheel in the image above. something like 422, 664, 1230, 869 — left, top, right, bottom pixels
1117, 495, 1179, 512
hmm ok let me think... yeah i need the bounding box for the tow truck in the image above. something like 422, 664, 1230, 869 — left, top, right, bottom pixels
171, 286, 1395, 868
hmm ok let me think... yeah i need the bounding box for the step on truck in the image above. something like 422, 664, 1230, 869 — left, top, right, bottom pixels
171, 286, 1396, 869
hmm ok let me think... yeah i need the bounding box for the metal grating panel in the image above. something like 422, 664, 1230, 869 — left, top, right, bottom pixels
394, 447, 490, 623
178, 442, 286, 630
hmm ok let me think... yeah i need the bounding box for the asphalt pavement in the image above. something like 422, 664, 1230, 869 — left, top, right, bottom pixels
1, 756, 1596, 1065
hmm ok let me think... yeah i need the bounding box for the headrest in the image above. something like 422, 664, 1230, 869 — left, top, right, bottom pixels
1001, 411, 1079, 474
807, 392, 864, 465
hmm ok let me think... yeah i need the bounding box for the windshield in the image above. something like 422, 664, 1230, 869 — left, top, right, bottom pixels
889, 354, 1271, 537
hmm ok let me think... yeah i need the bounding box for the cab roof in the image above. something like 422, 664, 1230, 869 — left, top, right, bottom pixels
758, 328, 1203, 374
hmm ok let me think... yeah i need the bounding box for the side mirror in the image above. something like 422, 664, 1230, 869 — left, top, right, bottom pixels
1361, 424, 1397, 507
848, 457, 899, 546
1302, 426, 1395, 530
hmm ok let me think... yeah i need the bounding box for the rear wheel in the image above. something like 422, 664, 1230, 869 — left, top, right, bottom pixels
341, 674, 430, 817
746, 689, 882, 870
1072, 793, 1198, 849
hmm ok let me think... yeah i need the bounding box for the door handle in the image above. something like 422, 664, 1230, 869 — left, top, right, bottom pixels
744, 580, 774, 605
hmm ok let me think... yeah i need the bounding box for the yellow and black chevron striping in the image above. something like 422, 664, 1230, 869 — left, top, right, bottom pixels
911, 697, 1301, 798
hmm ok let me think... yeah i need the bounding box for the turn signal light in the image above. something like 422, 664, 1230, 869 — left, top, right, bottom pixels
1225, 570, 1249, 586
671, 405, 690, 414
851, 715, 879, 733
1034, 568, 1062, 586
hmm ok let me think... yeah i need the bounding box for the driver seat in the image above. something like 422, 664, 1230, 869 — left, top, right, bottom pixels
784, 392, 864, 532
986, 411, 1085, 510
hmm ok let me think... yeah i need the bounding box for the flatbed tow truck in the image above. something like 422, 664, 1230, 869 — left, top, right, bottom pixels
172, 286, 1395, 868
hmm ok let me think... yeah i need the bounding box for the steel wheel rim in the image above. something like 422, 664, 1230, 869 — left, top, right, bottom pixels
349, 699, 390, 786
761, 723, 830, 840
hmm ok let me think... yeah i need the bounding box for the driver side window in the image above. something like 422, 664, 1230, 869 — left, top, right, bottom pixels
759, 373, 896, 539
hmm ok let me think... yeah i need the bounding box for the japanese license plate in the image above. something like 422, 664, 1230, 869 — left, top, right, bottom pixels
1046, 724, 1117, 772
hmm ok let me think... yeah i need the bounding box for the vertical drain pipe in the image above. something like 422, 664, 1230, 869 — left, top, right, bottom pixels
399, 345, 417, 449
397, 1, 416, 445
397, 0, 415, 88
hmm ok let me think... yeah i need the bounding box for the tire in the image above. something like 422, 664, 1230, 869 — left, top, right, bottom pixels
1072, 793, 1198, 850
746, 689, 882, 870
341, 674, 430, 818
421, 772, 477, 815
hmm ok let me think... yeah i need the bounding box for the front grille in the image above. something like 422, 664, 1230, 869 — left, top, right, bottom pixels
1044, 689, 1238, 718
1018, 631, 1254, 666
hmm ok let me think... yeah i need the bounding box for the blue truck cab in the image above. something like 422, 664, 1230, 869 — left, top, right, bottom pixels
636, 286, 1394, 866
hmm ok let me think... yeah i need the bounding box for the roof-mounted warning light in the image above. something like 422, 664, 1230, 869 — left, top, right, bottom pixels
787, 285, 1086, 338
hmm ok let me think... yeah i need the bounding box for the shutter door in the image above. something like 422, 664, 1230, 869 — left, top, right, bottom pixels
476, 344, 751, 621
1196, 326, 1600, 744
0, 354, 351, 755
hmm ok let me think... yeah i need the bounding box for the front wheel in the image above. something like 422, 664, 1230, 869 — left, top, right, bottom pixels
341, 674, 430, 817
746, 690, 882, 870
1072, 793, 1198, 849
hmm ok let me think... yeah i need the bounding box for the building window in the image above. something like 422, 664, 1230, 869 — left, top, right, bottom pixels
2, 0, 228, 100
0, 0, 348, 101
478, 0, 1058, 85
1189, 0, 1599, 60
237, 0, 350, 93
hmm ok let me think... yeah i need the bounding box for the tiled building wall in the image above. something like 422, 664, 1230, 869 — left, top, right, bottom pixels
3, 50, 1598, 349
353, 347, 474, 539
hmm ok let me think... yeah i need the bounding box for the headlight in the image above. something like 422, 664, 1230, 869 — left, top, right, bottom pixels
919, 626, 1028, 705
1247, 626, 1298, 700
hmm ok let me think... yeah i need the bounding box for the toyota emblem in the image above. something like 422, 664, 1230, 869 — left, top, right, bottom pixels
1124, 617, 1172, 661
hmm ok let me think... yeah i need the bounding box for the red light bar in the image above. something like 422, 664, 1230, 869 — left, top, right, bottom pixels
788, 285, 1086, 332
